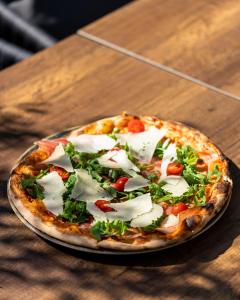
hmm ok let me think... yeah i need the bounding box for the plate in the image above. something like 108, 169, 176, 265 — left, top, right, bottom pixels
7, 127, 232, 255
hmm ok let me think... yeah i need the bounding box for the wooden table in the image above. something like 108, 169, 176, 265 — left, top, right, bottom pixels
1, 2, 240, 299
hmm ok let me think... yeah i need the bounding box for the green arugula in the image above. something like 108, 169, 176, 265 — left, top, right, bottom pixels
177, 145, 199, 166
107, 127, 120, 141
143, 216, 165, 232
154, 140, 170, 159
60, 199, 89, 223
207, 164, 221, 182
183, 165, 208, 185
91, 220, 129, 241
21, 169, 49, 199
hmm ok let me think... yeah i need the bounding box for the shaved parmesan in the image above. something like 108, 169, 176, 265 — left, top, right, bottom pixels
130, 204, 163, 227
160, 143, 177, 178
105, 193, 152, 221
118, 127, 167, 162
42, 143, 74, 172
71, 169, 111, 201
97, 150, 139, 175
36, 171, 66, 215
68, 134, 116, 153
161, 214, 179, 228
86, 201, 107, 221
161, 175, 189, 197
124, 175, 149, 192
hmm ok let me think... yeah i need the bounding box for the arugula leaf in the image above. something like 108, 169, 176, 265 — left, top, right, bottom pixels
149, 182, 167, 202
63, 173, 76, 200
183, 165, 208, 185
60, 199, 89, 223
194, 185, 206, 206
177, 145, 199, 166
207, 164, 221, 182
143, 216, 165, 232
21, 174, 44, 199
91, 220, 129, 241
154, 140, 170, 159
107, 127, 120, 141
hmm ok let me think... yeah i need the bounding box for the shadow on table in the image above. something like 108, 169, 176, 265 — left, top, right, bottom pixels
50, 160, 240, 268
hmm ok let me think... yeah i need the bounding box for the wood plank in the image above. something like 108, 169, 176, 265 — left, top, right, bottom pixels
1, 35, 240, 300
84, 0, 240, 96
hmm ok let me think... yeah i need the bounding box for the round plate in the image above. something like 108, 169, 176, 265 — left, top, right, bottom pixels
8, 127, 232, 255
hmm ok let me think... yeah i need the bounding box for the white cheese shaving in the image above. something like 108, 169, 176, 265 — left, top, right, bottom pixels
97, 149, 139, 175
41, 143, 74, 172
105, 193, 152, 221
130, 203, 163, 227
71, 169, 111, 201
161, 175, 189, 197
160, 143, 177, 178
86, 201, 107, 221
124, 175, 149, 192
67, 134, 116, 153
36, 171, 66, 215
161, 214, 179, 228
118, 127, 167, 162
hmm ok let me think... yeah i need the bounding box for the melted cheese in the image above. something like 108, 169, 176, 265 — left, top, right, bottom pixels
71, 169, 111, 201
42, 143, 74, 172
68, 134, 116, 153
124, 175, 149, 192
130, 203, 163, 227
105, 193, 152, 221
161, 214, 179, 227
118, 127, 167, 162
161, 175, 189, 197
97, 150, 139, 175
36, 171, 66, 215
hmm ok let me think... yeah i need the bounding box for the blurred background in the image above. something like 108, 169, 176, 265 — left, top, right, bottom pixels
0, 0, 132, 70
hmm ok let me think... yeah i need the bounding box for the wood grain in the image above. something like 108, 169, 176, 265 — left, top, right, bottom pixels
0, 35, 240, 300
84, 0, 240, 97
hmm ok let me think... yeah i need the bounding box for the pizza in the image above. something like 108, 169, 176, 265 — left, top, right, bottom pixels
8, 113, 232, 251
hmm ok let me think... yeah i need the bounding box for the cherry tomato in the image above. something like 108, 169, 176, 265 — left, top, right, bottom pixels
167, 162, 184, 175
196, 159, 208, 172
127, 119, 145, 133
111, 177, 129, 192
95, 200, 114, 212
171, 202, 188, 216
50, 166, 69, 181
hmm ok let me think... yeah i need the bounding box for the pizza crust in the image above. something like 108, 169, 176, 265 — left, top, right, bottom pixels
8, 114, 233, 251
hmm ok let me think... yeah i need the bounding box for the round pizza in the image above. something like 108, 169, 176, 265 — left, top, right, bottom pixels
8, 113, 232, 251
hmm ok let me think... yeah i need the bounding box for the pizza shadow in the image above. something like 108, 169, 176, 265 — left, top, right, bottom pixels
48, 159, 240, 267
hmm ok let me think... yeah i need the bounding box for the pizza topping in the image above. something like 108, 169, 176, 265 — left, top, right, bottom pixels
95, 200, 114, 212
130, 203, 163, 227
161, 214, 179, 228
171, 202, 188, 215
105, 193, 153, 221
36, 171, 66, 215
71, 169, 111, 201
118, 127, 167, 162
167, 162, 184, 176
49, 166, 69, 181
160, 143, 177, 178
127, 119, 145, 133
67, 134, 117, 153
37, 138, 68, 155
124, 175, 149, 192
97, 149, 140, 175
196, 159, 208, 172
111, 177, 129, 192
161, 176, 189, 197
91, 220, 130, 241
42, 143, 74, 172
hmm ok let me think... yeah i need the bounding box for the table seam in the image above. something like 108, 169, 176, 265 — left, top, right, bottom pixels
76, 30, 240, 103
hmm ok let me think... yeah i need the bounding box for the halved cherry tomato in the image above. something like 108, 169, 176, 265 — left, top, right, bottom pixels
127, 119, 145, 133
171, 202, 188, 216
95, 200, 114, 212
167, 162, 184, 175
50, 166, 69, 181
196, 159, 208, 172
111, 177, 129, 192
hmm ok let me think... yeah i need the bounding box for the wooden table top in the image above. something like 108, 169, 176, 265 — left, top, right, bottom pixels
1, 6, 240, 299
84, 0, 240, 97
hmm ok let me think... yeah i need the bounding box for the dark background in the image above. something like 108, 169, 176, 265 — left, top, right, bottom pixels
0, 0, 132, 69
